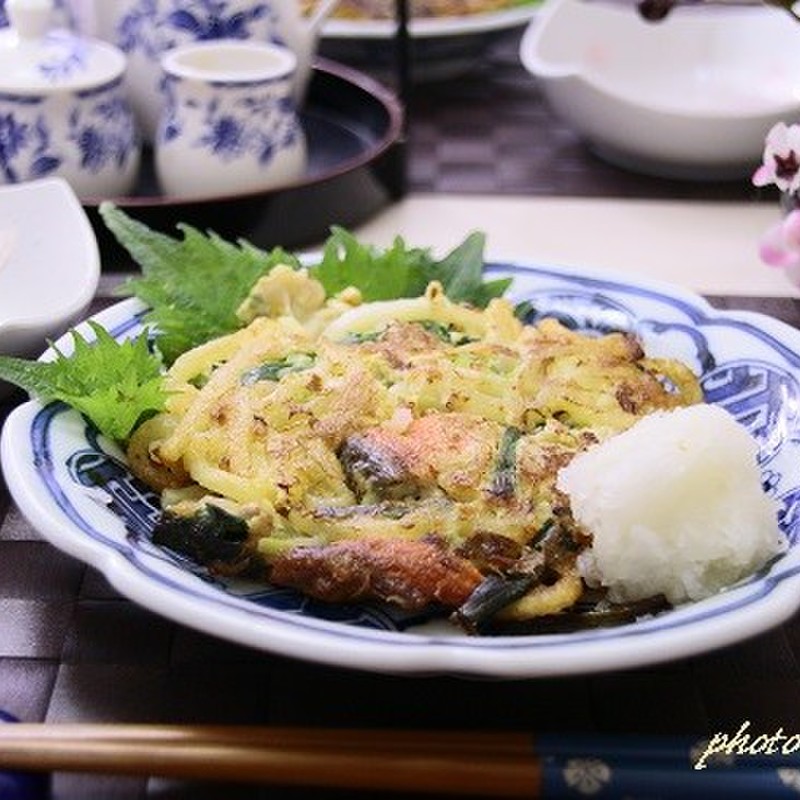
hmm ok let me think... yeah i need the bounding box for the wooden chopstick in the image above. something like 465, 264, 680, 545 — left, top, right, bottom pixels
0, 723, 534, 754
0, 724, 540, 797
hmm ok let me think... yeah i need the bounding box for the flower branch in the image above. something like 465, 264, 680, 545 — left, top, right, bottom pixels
753, 122, 800, 270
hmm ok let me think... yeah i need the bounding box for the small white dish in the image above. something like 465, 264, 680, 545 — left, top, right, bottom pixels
0, 178, 100, 389
3, 260, 800, 677
519, 0, 800, 180
323, 3, 539, 39
321, 4, 541, 80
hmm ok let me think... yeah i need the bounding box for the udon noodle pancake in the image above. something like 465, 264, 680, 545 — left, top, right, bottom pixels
128, 266, 777, 633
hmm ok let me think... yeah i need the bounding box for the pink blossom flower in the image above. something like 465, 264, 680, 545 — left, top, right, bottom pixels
758, 208, 800, 269
753, 122, 800, 195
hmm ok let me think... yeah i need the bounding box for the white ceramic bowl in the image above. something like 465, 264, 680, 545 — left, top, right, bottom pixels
520, 0, 800, 179
0, 178, 100, 392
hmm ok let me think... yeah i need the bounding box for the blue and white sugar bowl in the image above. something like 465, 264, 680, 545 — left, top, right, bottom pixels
155, 39, 307, 198
0, 0, 140, 198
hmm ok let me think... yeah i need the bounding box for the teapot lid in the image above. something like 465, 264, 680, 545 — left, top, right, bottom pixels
0, 0, 127, 93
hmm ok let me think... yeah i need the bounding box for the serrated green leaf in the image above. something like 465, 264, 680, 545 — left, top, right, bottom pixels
420, 231, 511, 306
100, 203, 301, 364
102, 206, 510, 364
309, 227, 430, 301
0, 322, 166, 441
309, 226, 506, 308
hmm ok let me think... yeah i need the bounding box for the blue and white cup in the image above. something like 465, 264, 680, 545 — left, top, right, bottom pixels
154, 39, 306, 198
0, 0, 140, 198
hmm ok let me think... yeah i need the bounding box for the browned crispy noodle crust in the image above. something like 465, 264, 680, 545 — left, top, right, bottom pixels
129, 278, 701, 632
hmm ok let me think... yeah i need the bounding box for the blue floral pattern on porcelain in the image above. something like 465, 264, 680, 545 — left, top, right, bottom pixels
155, 41, 306, 197
0, 77, 139, 191
161, 75, 301, 165
86, 0, 316, 142
34, 30, 89, 82
116, 0, 276, 58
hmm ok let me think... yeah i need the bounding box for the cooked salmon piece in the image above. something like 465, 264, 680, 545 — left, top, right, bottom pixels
269, 536, 483, 610
338, 413, 502, 503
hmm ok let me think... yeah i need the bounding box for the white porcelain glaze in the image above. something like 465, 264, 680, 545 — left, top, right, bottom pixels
0, 0, 76, 30
520, 0, 800, 180
0, 177, 99, 395
154, 40, 307, 198
68, 0, 339, 142
0, 0, 140, 197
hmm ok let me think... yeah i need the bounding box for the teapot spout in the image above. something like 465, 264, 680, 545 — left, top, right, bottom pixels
305, 0, 341, 32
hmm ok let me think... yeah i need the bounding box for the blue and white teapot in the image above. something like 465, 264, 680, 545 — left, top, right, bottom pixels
0, 0, 74, 28
66, 0, 340, 142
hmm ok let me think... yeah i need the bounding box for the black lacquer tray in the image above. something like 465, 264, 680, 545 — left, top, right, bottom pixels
84, 58, 405, 267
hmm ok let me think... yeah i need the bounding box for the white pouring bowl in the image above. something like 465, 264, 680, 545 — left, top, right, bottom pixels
520, 0, 800, 179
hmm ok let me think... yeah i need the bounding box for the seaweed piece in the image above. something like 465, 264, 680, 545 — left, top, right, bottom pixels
487, 426, 523, 500
479, 594, 671, 635
456, 532, 524, 574
152, 504, 249, 566
337, 435, 415, 500
416, 320, 476, 346
453, 573, 537, 634
313, 502, 414, 520
240, 352, 316, 385
342, 329, 386, 344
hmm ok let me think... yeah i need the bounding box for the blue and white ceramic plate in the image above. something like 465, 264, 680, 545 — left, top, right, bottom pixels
3, 261, 800, 677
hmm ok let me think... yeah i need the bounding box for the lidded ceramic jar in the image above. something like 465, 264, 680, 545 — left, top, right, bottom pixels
0, 0, 140, 198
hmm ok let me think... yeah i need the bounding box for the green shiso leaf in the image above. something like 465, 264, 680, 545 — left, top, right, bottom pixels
309, 226, 432, 301
100, 203, 301, 364
0, 322, 166, 442
101, 206, 511, 365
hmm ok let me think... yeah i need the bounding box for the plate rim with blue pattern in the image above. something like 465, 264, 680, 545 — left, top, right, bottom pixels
3, 259, 800, 678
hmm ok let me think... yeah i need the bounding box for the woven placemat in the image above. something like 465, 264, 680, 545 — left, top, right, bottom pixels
399, 30, 765, 201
